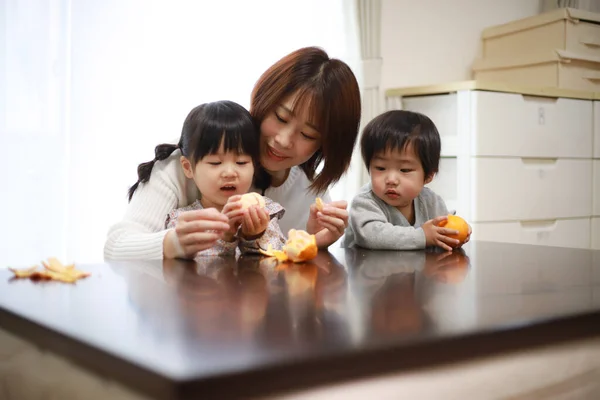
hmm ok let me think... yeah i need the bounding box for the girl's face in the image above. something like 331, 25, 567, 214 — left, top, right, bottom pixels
181, 142, 254, 211
259, 92, 322, 174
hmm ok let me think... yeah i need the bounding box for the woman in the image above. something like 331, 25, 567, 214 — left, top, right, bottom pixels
104, 47, 361, 260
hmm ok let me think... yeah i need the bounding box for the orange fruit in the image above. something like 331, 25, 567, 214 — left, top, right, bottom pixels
284, 229, 318, 262
259, 229, 318, 263
239, 193, 266, 210
438, 215, 470, 247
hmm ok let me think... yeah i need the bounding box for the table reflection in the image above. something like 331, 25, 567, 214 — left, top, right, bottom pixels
345, 248, 472, 338
120, 252, 352, 348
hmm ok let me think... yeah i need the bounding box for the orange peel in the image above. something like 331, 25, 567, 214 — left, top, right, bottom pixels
9, 258, 90, 283
259, 229, 318, 263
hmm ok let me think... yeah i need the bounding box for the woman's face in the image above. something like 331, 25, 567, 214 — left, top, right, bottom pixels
259, 92, 322, 173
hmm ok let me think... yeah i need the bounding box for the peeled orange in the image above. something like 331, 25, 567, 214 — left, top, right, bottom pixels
239, 193, 266, 210
284, 229, 318, 262
438, 215, 470, 247
259, 229, 318, 263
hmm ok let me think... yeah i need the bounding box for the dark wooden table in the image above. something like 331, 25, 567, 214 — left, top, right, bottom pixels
1, 241, 599, 399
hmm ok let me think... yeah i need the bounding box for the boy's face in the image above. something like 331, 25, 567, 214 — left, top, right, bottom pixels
369, 144, 432, 214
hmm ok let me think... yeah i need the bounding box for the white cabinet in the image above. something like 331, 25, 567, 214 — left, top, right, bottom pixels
592, 101, 599, 159
386, 81, 597, 249
594, 101, 599, 249
472, 219, 591, 250
593, 218, 600, 250
594, 160, 600, 217
471, 92, 592, 158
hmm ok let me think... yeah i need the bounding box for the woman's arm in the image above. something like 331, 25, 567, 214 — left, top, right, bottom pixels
104, 168, 181, 260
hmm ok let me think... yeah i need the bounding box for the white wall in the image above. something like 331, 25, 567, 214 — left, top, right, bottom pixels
1, 0, 357, 266
0, 0, 550, 266
380, 0, 541, 90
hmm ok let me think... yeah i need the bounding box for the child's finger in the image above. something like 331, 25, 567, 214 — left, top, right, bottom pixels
438, 233, 460, 247
222, 201, 243, 214
257, 208, 270, 226
227, 195, 243, 204
229, 214, 244, 226
243, 210, 256, 233
224, 208, 246, 220
439, 228, 459, 236
431, 215, 448, 226
436, 238, 453, 252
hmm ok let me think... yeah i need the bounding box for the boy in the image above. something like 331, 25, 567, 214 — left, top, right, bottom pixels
343, 110, 470, 251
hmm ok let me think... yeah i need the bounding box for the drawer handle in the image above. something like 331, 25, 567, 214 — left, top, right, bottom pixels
519, 220, 557, 231
520, 157, 558, 166
579, 37, 600, 47
582, 71, 600, 81
520, 95, 558, 103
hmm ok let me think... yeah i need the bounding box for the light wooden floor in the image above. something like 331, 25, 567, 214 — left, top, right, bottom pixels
2, 327, 599, 400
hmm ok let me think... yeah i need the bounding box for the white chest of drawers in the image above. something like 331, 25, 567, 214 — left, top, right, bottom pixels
593, 100, 600, 249
385, 81, 599, 249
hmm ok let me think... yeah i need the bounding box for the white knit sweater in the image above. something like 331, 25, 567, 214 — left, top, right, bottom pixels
104, 150, 330, 260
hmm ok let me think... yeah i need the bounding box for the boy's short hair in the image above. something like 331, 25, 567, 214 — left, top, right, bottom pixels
360, 110, 441, 179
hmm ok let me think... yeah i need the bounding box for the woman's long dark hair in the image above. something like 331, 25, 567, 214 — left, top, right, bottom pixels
128, 100, 259, 201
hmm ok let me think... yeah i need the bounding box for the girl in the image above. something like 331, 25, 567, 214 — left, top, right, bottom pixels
162, 100, 285, 258
104, 47, 361, 260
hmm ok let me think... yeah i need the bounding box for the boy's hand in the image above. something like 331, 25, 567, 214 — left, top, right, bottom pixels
422, 216, 460, 252
458, 224, 472, 248
241, 206, 270, 239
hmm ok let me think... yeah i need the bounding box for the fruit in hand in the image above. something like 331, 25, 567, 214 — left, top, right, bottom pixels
239, 193, 265, 210
438, 215, 470, 247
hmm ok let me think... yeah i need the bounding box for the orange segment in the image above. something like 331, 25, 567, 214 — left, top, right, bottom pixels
315, 197, 324, 212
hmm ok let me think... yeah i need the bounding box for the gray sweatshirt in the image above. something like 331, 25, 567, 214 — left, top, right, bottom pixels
343, 184, 449, 250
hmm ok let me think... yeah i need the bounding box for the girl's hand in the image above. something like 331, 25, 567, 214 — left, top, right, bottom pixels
241, 206, 270, 239
307, 200, 349, 248
422, 216, 460, 252
164, 208, 230, 259
222, 195, 246, 241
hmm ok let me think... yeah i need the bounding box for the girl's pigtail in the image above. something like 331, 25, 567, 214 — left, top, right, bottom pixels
127, 143, 180, 201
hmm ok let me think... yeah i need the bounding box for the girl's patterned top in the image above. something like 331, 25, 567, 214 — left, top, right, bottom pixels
165, 197, 286, 259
